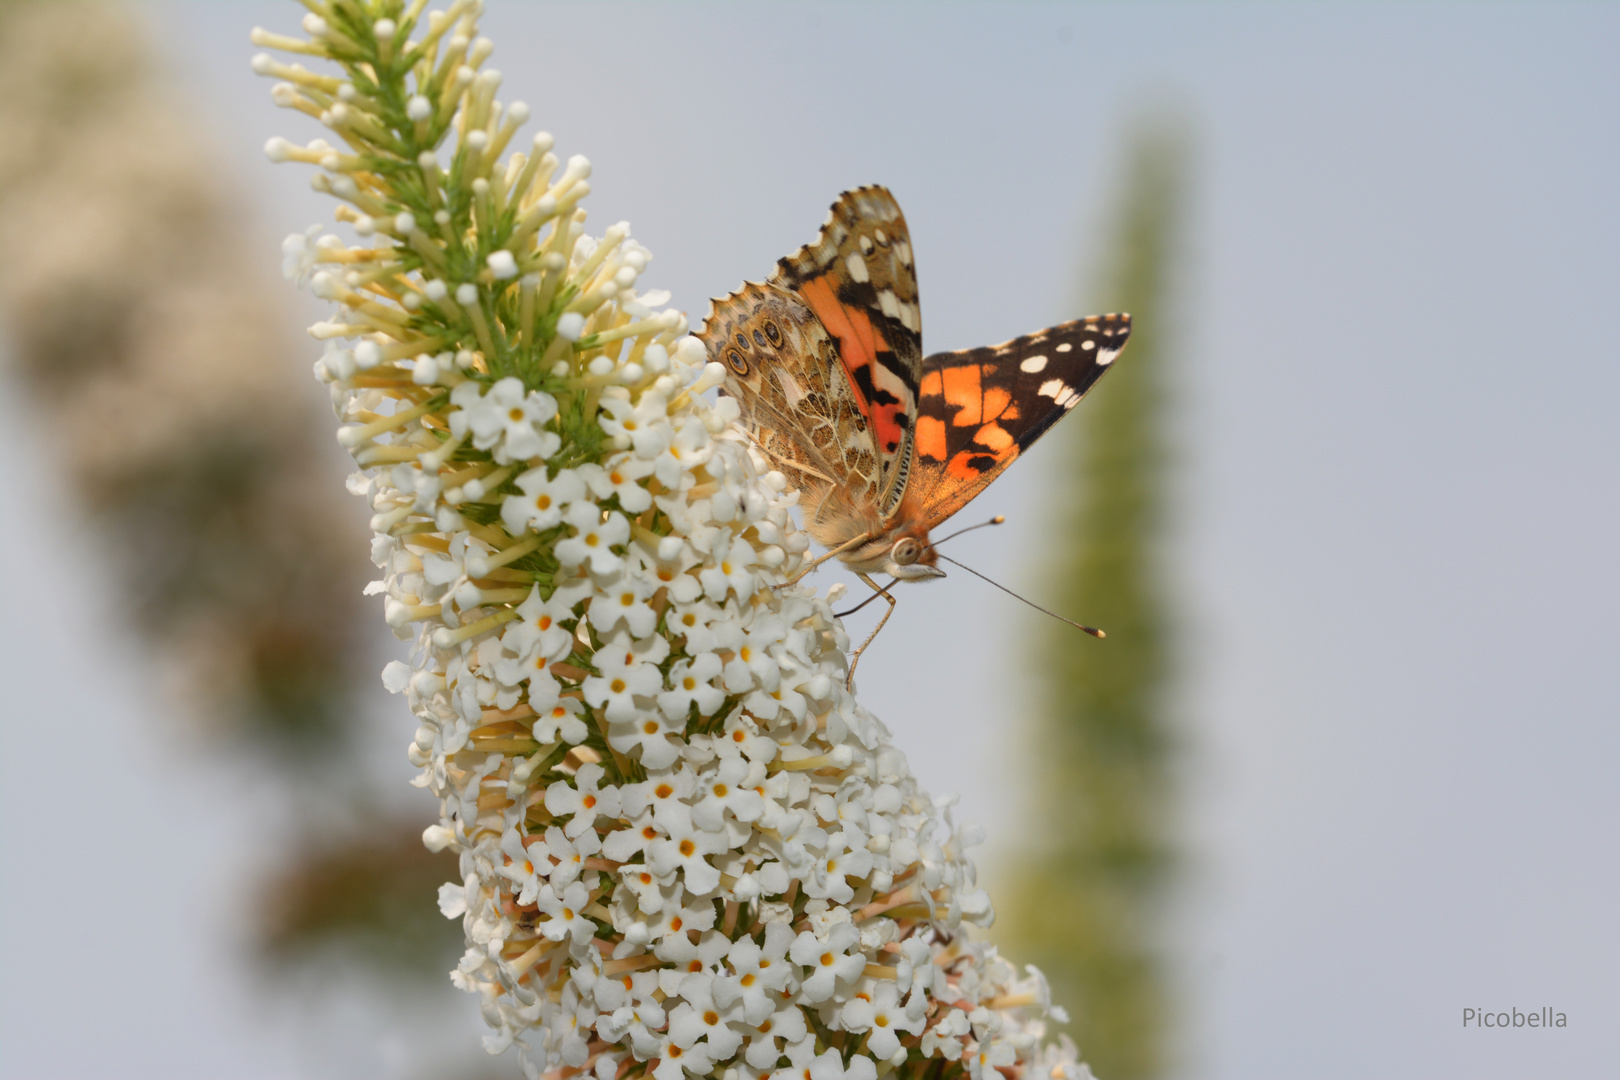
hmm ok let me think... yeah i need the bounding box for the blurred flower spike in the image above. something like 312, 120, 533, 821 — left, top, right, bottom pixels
254, 3, 1090, 1078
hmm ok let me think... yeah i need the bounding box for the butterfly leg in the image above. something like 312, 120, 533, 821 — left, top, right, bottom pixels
846, 572, 898, 689
775, 530, 878, 589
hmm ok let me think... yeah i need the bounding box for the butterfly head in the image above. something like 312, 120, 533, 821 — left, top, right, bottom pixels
881, 532, 944, 581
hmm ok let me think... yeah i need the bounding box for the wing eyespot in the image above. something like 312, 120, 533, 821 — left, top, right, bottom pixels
762, 320, 784, 348
751, 329, 768, 348
734, 333, 750, 351
725, 348, 750, 375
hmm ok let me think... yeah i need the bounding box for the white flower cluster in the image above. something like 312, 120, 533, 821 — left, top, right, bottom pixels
253, 3, 1088, 1080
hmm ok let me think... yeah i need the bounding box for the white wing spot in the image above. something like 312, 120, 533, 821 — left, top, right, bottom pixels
1020, 354, 1048, 373
874, 228, 888, 246
1056, 342, 1073, 353
1037, 379, 1067, 399
1081, 340, 1096, 351
1097, 348, 1120, 366
845, 252, 870, 283
858, 235, 875, 255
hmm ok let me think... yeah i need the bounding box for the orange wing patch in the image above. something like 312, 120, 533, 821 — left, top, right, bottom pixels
799, 273, 911, 457
941, 365, 982, 426
798, 276, 886, 378
972, 423, 1014, 451
938, 364, 1017, 429
915, 414, 947, 461
945, 448, 1000, 480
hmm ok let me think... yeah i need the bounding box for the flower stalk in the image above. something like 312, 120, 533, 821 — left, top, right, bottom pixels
256, 2, 1092, 1078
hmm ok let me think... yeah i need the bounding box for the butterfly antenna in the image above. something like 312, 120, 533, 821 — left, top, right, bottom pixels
933, 553, 1106, 638
931, 515, 1007, 547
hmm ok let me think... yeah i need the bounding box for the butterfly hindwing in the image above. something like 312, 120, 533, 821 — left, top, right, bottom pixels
770, 186, 922, 517
908, 314, 1132, 529
700, 282, 888, 537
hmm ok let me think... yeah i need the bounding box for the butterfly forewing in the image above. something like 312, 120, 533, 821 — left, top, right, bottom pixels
907, 313, 1131, 530
770, 186, 922, 517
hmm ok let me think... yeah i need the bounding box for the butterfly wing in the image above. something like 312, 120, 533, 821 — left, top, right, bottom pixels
907, 313, 1132, 530
699, 282, 889, 545
770, 186, 922, 519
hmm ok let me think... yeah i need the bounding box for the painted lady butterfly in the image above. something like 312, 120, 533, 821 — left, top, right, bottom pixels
699, 186, 1129, 660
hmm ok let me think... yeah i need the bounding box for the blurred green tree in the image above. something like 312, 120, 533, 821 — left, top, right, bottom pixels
998, 122, 1188, 1080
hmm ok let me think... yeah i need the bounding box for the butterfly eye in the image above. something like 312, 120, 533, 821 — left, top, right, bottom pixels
751, 329, 768, 348
763, 320, 784, 347
725, 348, 750, 375
891, 538, 920, 565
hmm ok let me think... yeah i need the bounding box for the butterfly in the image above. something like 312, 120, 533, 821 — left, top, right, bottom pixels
698, 186, 1129, 665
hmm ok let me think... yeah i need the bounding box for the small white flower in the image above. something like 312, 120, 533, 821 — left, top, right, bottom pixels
652, 1035, 714, 1080
722, 620, 783, 694
841, 980, 926, 1059
502, 466, 587, 534
586, 631, 667, 726
600, 992, 666, 1058
499, 828, 548, 905
556, 502, 631, 575
803, 826, 874, 905
715, 922, 796, 1024
614, 862, 676, 915
647, 814, 728, 896
589, 571, 659, 639
532, 697, 590, 744
580, 452, 655, 513
601, 809, 663, 864
538, 823, 602, 890
700, 533, 761, 604
500, 585, 578, 662
599, 391, 673, 458
690, 755, 765, 831
789, 922, 866, 1005
653, 922, 726, 967
545, 762, 622, 838
787, 1047, 877, 1080
639, 538, 705, 604
449, 377, 561, 462
652, 413, 713, 489
743, 999, 810, 1070
667, 981, 745, 1058
657, 652, 725, 722
537, 880, 595, 944
966, 1037, 1019, 1080
667, 597, 727, 652
621, 764, 699, 833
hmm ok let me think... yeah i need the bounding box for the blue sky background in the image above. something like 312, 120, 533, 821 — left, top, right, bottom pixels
3, 3, 1616, 1078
